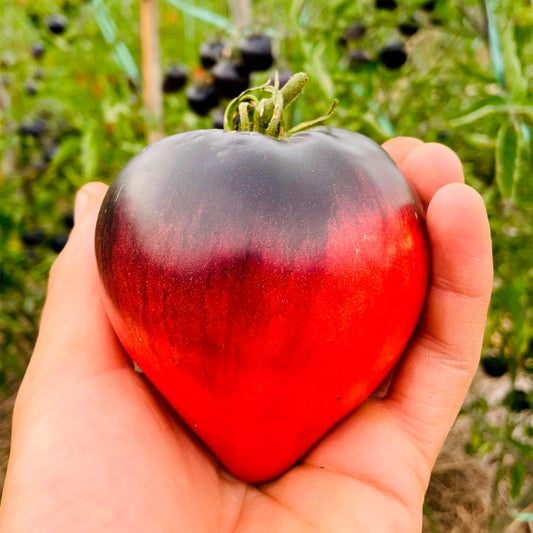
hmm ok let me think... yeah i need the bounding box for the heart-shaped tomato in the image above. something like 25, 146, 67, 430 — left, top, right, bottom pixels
95, 126, 428, 482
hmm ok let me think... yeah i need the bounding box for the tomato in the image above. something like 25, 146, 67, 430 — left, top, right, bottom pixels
95, 74, 429, 482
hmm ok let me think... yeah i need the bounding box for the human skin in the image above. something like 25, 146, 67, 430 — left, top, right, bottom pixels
0, 138, 493, 533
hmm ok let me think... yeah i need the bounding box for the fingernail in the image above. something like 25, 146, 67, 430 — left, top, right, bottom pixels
74, 188, 90, 224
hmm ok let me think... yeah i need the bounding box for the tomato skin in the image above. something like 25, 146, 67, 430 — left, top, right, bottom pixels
95, 127, 429, 483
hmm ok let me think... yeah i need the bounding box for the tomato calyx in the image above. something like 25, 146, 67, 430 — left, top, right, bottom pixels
223, 72, 338, 138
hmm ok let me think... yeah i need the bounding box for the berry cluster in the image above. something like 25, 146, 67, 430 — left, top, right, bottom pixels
17, 108, 74, 255
162, 33, 276, 126
17, 105, 72, 177
21, 12, 70, 97
340, 0, 440, 71
21, 211, 73, 256
7, 10, 76, 256
480, 349, 533, 412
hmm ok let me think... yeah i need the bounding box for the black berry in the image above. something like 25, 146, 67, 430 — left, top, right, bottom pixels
375, 0, 397, 10
379, 41, 407, 69
212, 61, 250, 99
49, 233, 69, 253
32, 119, 49, 136
342, 23, 367, 45
46, 14, 68, 35
422, 0, 437, 11
277, 71, 292, 89
43, 144, 59, 162
200, 40, 225, 69
399, 21, 419, 37
481, 355, 509, 378
63, 212, 75, 229
19, 118, 48, 138
34, 160, 49, 172
21, 229, 46, 247
348, 50, 372, 68
24, 80, 38, 96
31, 42, 45, 60
239, 34, 274, 72
162, 65, 187, 93
503, 390, 531, 413
186, 83, 219, 116
19, 124, 34, 137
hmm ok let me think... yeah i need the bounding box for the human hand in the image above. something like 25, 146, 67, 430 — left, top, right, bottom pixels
0, 138, 492, 533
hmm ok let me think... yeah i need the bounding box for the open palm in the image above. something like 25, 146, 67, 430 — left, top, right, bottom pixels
0, 138, 492, 533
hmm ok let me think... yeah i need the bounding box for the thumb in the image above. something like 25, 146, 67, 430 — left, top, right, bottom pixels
24, 182, 130, 388
73, 181, 108, 227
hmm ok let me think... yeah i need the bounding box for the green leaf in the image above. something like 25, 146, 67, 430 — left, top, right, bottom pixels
499, 23, 528, 100
510, 461, 526, 499
465, 423, 494, 456
164, 0, 235, 32
521, 123, 532, 143
360, 113, 391, 143
450, 105, 506, 128
482, 0, 528, 99
302, 42, 335, 100
514, 123, 533, 202
510, 437, 533, 458
45, 137, 79, 175
495, 120, 519, 199
113, 42, 141, 86
483, 0, 505, 85
506, 277, 529, 355
515, 512, 533, 522
289, 0, 308, 27
450, 105, 533, 128
92, 0, 140, 85
81, 122, 98, 180
91, 0, 117, 43
465, 133, 495, 149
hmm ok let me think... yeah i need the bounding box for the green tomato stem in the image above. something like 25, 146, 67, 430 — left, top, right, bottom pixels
287, 99, 338, 135
223, 72, 336, 138
238, 102, 251, 131
279, 72, 308, 109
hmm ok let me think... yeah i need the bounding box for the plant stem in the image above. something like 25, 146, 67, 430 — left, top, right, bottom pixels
228, 0, 252, 28
140, 0, 164, 144
223, 72, 337, 138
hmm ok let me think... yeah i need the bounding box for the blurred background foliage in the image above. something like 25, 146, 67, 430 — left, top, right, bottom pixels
1, 0, 532, 529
